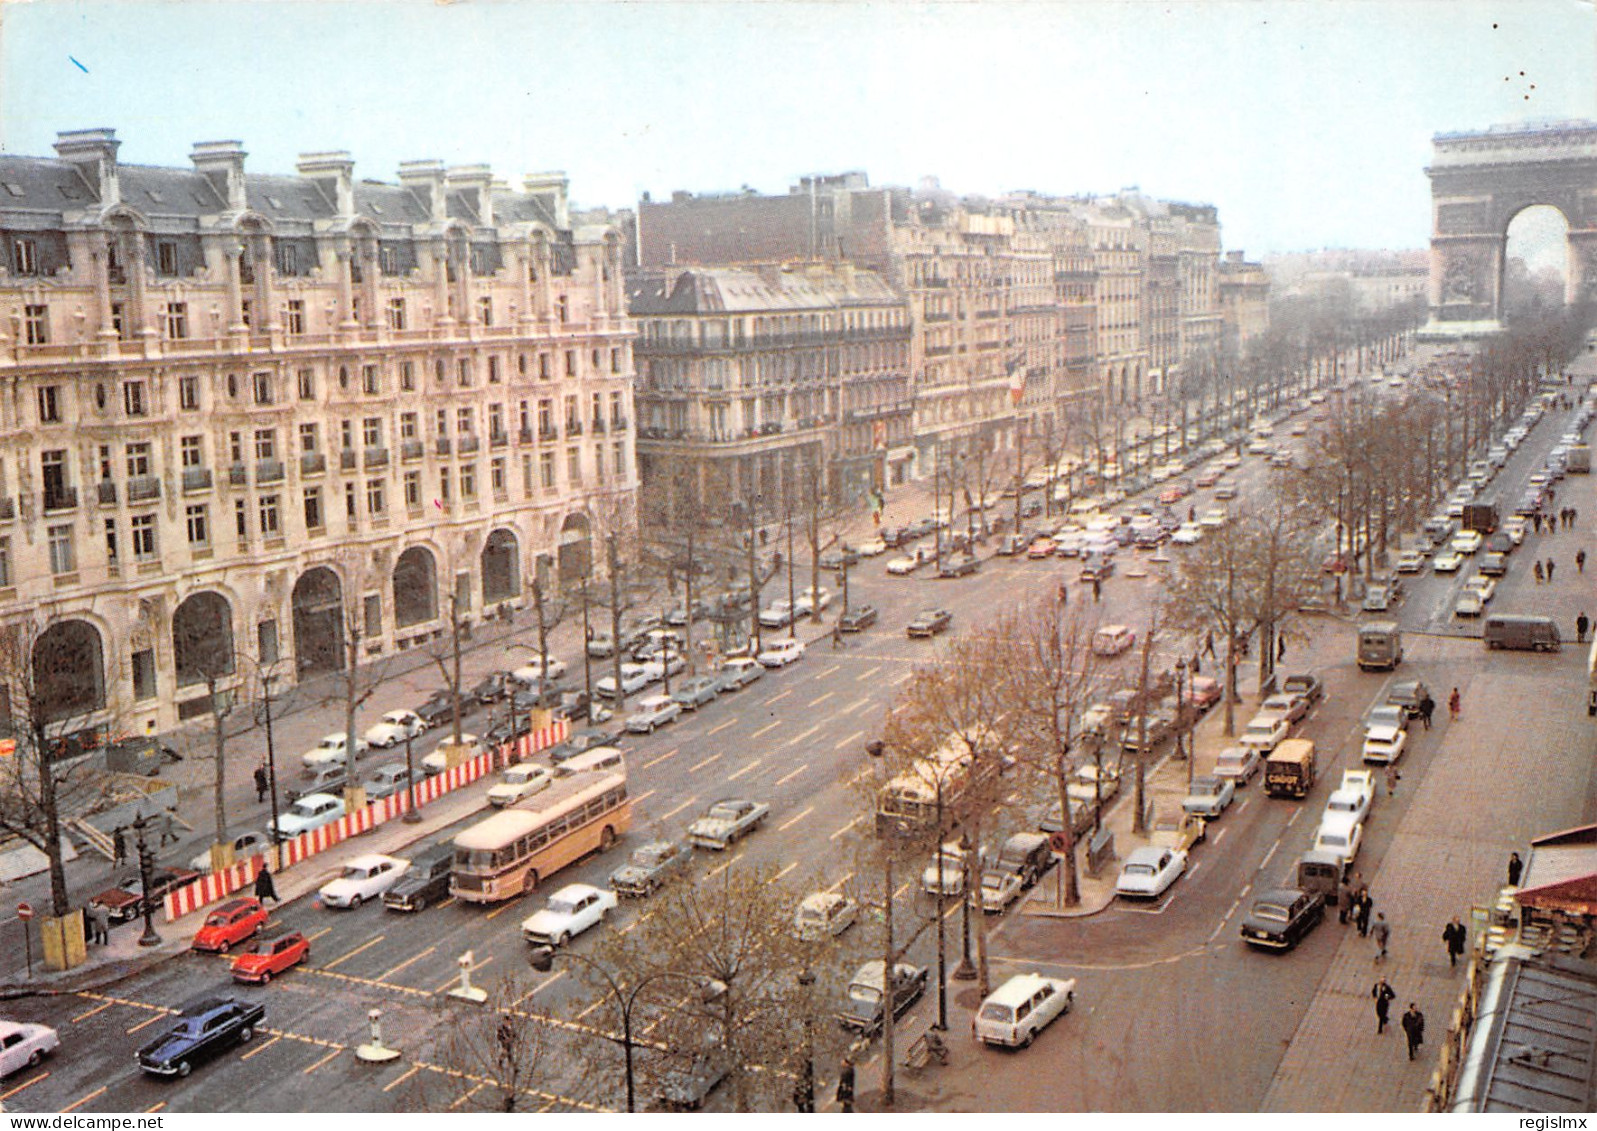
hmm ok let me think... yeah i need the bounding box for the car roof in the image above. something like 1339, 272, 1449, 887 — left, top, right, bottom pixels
345, 853, 401, 869
984, 972, 1062, 1004
1255, 887, 1308, 904
550, 882, 600, 899
294, 792, 341, 806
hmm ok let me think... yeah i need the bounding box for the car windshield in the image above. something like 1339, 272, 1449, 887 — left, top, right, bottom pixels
1124, 863, 1155, 877
978, 1002, 1015, 1022
708, 805, 741, 820
636, 847, 670, 866
548, 897, 579, 914
342, 865, 372, 879
1253, 903, 1290, 921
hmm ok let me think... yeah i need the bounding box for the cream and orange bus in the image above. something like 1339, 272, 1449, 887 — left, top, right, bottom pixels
451, 768, 631, 903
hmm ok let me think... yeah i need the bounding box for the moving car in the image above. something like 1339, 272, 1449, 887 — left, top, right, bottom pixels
974, 973, 1076, 1049
793, 586, 833, 618
469, 671, 515, 706
191, 897, 268, 954
362, 710, 426, 749
487, 762, 554, 807
609, 840, 690, 897
595, 663, 652, 699
318, 853, 409, 909
886, 553, 927, 576
1259, 692, 1310, 725
1394, 550, 1427, 574
1325, 785, 1372, 827
91, 866, 202, 923
1212, 746, 1262, 786
547, 728, 621, 764
655, 1045, 733, 1112
1463, 575, 1497, 603
382, 844, 455, 912
1181, 774, 1236, 819
1239, 713, 1291, 753
907, 609, 953, 638
511, 656, 569, 687
625, 693, 683, 734
520, 882, 617, 946
1362, 583, 1397, 613
0, 1020, 59, 1076
1477, 552, 1508, 577
671, 676, 720, 711
836, 960, 929, 1036
1241, 888, 1325, 951
1091, 624, 1136, 657
1171, 522, 1203, 545
1451, 529, 1484, 555
1454, 590, 1485, 618
300, 732, 367, 773
758, 599, 799, 629
756, 639, 806, 668
1066, 763, 1122, 807
229, 932, 311, 983
794, 892, 860, 940
1432, 550, 1464, 573
688, 799, 770, 849
1026, 536, 1057, 559
837, 604, 879, 632
137, 997, 265, 1078
1115, 845, 1187, 899
938, 554, 981, 579
713, 657, 764, 691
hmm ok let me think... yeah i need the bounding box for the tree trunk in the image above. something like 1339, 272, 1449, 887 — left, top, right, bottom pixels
211, 690, 229, 845
880, 853, 896, 1107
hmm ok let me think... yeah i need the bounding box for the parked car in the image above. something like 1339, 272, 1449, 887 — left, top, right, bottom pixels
996, 534, 1029, 556
0, 1020, 59, 1076
1182, 774, 1236, 819
1080, 553, 1115, 582
361, 762, 415, 800
1386, 679, 1431, 718
137, 997, 265, 1078
625, 694, 683, 734
655, 1045, 733, 1112
756, 638, 806, 668
419, 733, 483, 776
382, 843, 455, 912
1185, 675, 1222, 710
487, 762, 555, 807
1280, 673, 1324, 705
794, 892, 860, 940
91, 866, 202, 923
939, 554, 981, 579
191, 897, 268, 954
609, 840, 691, 897
288, 765, 348, 803
973, 973, 1076, 1049
188, 830, 270, 873
415, 690, 471, 730
713, 657, 764, 691
759, 599, 799, 629
671, 676, 721, 711
1312, 813, 1363, 876
1066, 763, 1122, 807
318, 853, 409, 909
271, 793, 347, 841
300, 732, 367, 773
1240, 888, 1325, 951
595, 663, 652, 700
836, 961, 929, 1035
1238, 713, 1291, 753
1361, 724, 1407, 765
511, 657, 569, 687
229, 931, 310, 983
886, 553, 927, 576
1362, 583, 1398, 613
1259, 692, 1310, 725
907, 609, 954, 638
469, 671, 515, 705
362, 710, 427, 749
1115, 846, 1186, 899
838, 604, 879, 632
979, 868, 1025, 912
688, 799, 770, 849
547, 728, 620, 764
521, 882, 617, 946
1212, 746, 1262, 786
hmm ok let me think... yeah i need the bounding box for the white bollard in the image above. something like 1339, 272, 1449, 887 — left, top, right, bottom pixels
448, 949, 488, 1004
356, 1007, 401, 1063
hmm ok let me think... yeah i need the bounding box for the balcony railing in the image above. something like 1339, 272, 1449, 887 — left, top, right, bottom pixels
0, 497, 13, 521
339, 449, 357, 471
96, 480, 117, 505
518, 427, 534, 445
127, 475, 162, 501
228, 464, 248, 486
255, 461, 284, 485
591, 419, 606, 433
539, 426, 558, 442
363, 447, 389, 469
401, 440, 425, 461
435, 437, 452, 455
43, 487, 79, 512
182, 468, 213, 492
300, 452, 326, 475
612, 417, 629, 431
458, 434, 479, 454
489, 430, 508, 448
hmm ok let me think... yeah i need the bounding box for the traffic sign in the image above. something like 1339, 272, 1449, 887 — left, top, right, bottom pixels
16, 901, 33, 921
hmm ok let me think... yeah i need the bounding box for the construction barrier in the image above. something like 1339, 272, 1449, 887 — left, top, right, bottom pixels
163, 719, 569, 921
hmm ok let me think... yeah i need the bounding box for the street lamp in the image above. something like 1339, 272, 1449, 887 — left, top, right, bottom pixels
952, 829, 976, 981
258, 667, 283, 867
1175, 658, 1192, 786
130, 814, 161, 948
795, 969, 817, 1112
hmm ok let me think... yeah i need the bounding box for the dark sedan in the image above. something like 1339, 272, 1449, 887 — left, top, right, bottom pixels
547, 728, 621, 764
838, 604, 879, 633
137, 997, 265, 1078
383, 843, 454, 913
907, 609, 953, 638
1240, 888, 1325, 951
469, 671, 514, 706
415, 689, 471, 729
836, 961, 929, 1036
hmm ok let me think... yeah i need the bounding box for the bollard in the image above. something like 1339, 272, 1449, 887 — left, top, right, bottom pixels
448, 949, 488, 1004
356, 1007, 401, 1063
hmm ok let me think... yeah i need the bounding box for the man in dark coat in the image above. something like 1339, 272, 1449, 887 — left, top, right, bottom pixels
1370, 977, 1396, 1033
1442, 917, 1467, 967
1401, 1003, 1426, 1060
1416, 694, 1434, 730
254, 864, 280, 905
834, 1056, 855, 1112
112, 826, 127, 866
1355, 887, 1373, 937
254, 763, 269, 803
1508, 851, 1524, 887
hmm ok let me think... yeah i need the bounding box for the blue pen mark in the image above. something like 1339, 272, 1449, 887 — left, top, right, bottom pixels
69, 56, 89, 73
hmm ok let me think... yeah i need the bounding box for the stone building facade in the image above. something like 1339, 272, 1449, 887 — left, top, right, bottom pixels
1217, 250, 1272, 356
0, 129, 635, 735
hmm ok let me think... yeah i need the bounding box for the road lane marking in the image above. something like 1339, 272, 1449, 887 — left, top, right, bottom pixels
642, 748, 678, 769
632, 790, 656, 806
779, 806, 814, 831
324, 935, 385, 970
688, 752, 722, 773
660, 796, 698, 821
830, 815, 864, 841
808, 691, 835, 707
144, 1102, 165, 1115
836, 729, 865, 751
894, 880, 910, 899
485, 898, 521, 921
0, 1072, 49, 1101
577, 997, 608, 1021
619, 910, 656, 936
786, 723, 821, 748
384, 1065, 422, 1093
775, 764, 808, 787
773, 862, 799, 882
380, 946, 437, 982
707, 719, 737, 737
856, 665, 882, 682
893, 671, 913, 685
61, 1086, 106, 1113
752, 720, 781, 739
305, 926, 333, 943
728, 758, 763, 781
240, 1035, 282, 1061
706, 854, 743, 880
1212, 827, 1227, 846
70, 1001, 114, 1024
126, 1012, 170, 1034
839, 697, 870, 716
827, 871, 855, 892
303, 1047, 343, 1075
767, 689, 794, 704
817, 664, 841, 678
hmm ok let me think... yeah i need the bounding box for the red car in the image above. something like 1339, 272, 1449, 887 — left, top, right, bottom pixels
191, 897, 268, 954
1185, 675, 1222, 710
230, 931, 310, 984
1026, 537, 1057, 559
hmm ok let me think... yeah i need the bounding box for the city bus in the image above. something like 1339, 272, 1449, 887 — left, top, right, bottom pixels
874, 739, 998, 838
450, 768, 631, 903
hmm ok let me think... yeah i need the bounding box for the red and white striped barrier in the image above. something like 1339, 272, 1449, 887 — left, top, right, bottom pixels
164, 719, 569, 921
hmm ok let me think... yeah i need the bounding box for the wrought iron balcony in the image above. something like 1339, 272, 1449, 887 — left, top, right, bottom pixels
96, 480, 117, 505
339, 449, 357, 471
363, 447, 389, 469
435, 437, 452, 456
127, 475, 162, 501
300, 452, 326, 475
182, 468, 213, 492
458, 434, 480, 454
228, 464, 248, 486
43, 486, 79, 512
401, 440, 425, 461
254, 461, 284, 485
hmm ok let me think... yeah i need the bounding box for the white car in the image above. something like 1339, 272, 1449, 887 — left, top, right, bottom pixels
1115, 845, 1187, 899
1324, 786, 1371, 827
714, 657, 764, 689
420, 733, 483, 775
1361, 724, 1408, 765
1432, 550, 1464, 574
1312, 813, 1363, 873
1090, 624, 1136, 657
272, 793, 346, 840
854, 536, 888, 557
1463, 575, 1497, 603
1171, 523, 1202, 545
794, 892, 860, 940
1394, 550, 1427, 574
758, 599, 799, 628
1212, 746, 1261, 786
521, 883, 618, 946
487, 762, 554, 807
794, 587, 833, 618
188, 830, 270, 873
1451, 530, 1483, 555
1238, 713, 1291, 753
300, 732, 368, 773
363, 710, 426, 749
922, 842, 976, 896
318, 853, 409, 909
886, 554, 925, 576
625, 693, 682, 734
978, 868, 1024, 912
596, 663, 652, 699
757, 638, 805, 668
974, 973, 1076, 1049
639, 653, 686, 683
0, 1019, 59, 1076
512, 657, 568, 686
1181, 774, 1236, 819
1198, 508, 1227, 528
1454, 591, 1485, 618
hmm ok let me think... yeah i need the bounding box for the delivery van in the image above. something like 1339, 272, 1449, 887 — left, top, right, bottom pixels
1356, 622, 1403, 671
1264, 739, 1316, 799
1483, 615, 1561, 653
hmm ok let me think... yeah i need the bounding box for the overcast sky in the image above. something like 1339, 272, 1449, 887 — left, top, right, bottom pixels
1, 0, 1592, 256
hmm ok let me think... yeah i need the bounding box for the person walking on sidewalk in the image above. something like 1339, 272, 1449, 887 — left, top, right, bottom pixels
1373, 911, 1391, 962
1534, 559, 1545, 584
1448, 687, 1462, 721
1385, 766, 1400, 797
254, 763, 269, 804
1370, 977, 1397, 1033
1338, 877, 1353, 924
1355, 887, 1373, 937
1417, 693, 1435, 730
1578, 548, 1587, 575
112, 825, 127, 866
254, 863, 280, 906
1578, 612, 1590, 644
1401, 1003, 1426, 1061
1547, 557, 1556, 582
834, 1056, 855, 1113
1508, 851, 1524, 887
86, 900, 110, 945
1442, 917, 1467, 967
1092, 577, 1101, 603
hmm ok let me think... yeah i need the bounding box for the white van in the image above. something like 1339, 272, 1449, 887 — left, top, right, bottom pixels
554, 746, 625, 777
973, 973, 1077, 1048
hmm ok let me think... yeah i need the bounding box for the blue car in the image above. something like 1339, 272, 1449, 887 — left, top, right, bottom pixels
137, 997, 266, 1078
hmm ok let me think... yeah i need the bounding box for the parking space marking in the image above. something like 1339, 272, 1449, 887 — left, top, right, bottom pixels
324, 935, 385, 970
728, 758, 763, 781
809, 691, 835, 707
835, 729, 865, 751
767, 688, 794, 705
660, 795, 698, 821
779, 806, 814, 831
856, 665, 882, 682
450, 1081, 488, 1109
380, 945, 437, 982
383, 1065, 422, 1093
632, 789, 657, 807
239, 1034, 283, 1061
827, 871, 855, 892
619, 909, 655, 936
305, 926, 334, 944
485, 898, 521, 921
70, 1001, 114, 1024
752, 720, 781, 739
126, 1011, 172, 1034
785, 723, 822, 748
707, 719, 737, 737
60, 1086, 106, 1113
775, 764, 809, 788
705, 853, 743, 880
893, 671, 913, 685
0, 1072, 48, 1102
144, 1102, 165, 1115
519, 971, 567, 1003
642, 748, 678, 769
302, 1047, 343, 1075
829, 815, 864, 841
688, 752, 722, 773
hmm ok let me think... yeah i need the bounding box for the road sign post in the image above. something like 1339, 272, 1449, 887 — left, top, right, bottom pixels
17, 901, 33, 978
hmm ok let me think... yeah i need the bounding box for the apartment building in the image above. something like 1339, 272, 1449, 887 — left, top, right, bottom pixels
0, 129, 635, 734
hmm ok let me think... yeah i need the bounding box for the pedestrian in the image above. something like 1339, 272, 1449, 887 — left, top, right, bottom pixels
1577, 549, 1587, 575
1578, 612, 1590, 644
160, 811, 176, 846
1385, 765, 1400, 797
1547, 558, 1556, 582
1058, 581, 1069, 606
1373, 911, 1391, 962
1191, 651, 1201, 677
1355, 887, 1372, 937
1448, 687, 1461, 721
1533, 513, 1542, 534
1442, 917, 1467, 967
831, 622, 842, 650
835, 1055, 855, 1113
254, 863, 280, 905
1417, 693, 1434, 730
773, 549, 782, 571
1205, 630, 1216, 659
86, 900, 110, 945
793, 1060, 815, 1113
1338, 877, 1353, 924
1508, 851, 1524, 887
112, 825, 127, 866
1188, 504, 1197, 523
1092, 576, 1102, 603
253, 763, 268, 803
1401, 1003, 1426, 1061
1371, 976, 1397, 1033
1277, 635, 1286, 662
1534, 559, 1544, 584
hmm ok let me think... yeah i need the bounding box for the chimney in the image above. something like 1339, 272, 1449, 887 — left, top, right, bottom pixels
191, 140, 250, 211
296, 151, 355, 220
446, 164, 494, 227
54, 128, 122, 205
398, 159, 448, 224
523, 172, 569, 229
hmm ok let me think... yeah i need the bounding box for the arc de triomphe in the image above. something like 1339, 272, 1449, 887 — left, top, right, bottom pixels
1425, 119, 1597, 337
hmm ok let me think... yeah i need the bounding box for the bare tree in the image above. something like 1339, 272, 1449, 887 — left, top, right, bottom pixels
171, 603, 239, 850
412, 974, 575, 1112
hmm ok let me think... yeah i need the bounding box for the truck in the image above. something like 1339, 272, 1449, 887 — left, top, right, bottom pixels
1461, 503, 1499, 534
1356, 622, 1403, 672
1568, 444, 1591, 474
1263, 738, 1317, 799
